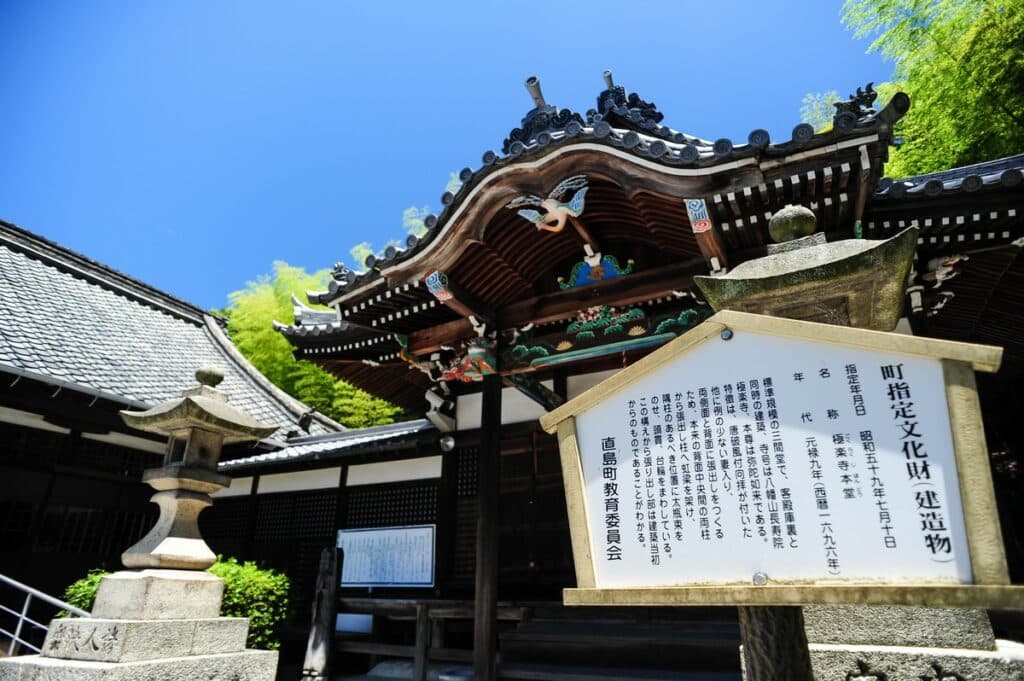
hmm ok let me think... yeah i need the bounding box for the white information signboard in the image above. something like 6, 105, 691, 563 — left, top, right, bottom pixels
574, 330, 971, 589
337, 525, 435, 588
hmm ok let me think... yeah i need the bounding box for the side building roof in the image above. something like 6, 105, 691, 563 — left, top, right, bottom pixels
0, 219, 343, 439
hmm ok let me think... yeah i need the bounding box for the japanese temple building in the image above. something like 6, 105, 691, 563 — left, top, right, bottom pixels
0, 218, 342, 606
205, 74, 1024, 679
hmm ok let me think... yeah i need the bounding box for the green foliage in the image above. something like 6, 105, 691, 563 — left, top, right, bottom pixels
402, 206, 431, 238
349, 242, 374, 270
209, 557, 290, 650
61, 570, 106, 613
840, 0, 1024, 176
61, 559, 290, 650
445, 171, 463, 195
800, 90, 841, 132
511, 344, 548, 360
226, 261, 403, 428
618, 308, 645, 322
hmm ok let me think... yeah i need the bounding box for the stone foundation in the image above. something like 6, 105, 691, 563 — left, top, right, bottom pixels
803, 606, 1024, 681
0, 569, 276, 681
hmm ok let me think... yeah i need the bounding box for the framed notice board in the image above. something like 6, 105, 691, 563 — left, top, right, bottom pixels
540, 311, 1024, 608
337, 524, 436, 588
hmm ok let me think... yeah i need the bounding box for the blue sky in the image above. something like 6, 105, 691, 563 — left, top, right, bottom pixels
0, 1, 890, 310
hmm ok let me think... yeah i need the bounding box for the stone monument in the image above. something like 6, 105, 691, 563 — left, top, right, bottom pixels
0, 366, 281, 681
695, 207, 1024, 681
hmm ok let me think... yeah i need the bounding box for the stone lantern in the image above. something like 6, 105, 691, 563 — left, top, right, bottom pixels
0, 367, 281, 680
118, 365, 278, 570
695, 205, 918, 331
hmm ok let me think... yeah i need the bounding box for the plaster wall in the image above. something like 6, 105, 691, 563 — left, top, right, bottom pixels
346, 455, 442, 486
214, 457, 443, 498
213, 476, 254, 498
259, 467, 342, 494
456, 383, 548, 430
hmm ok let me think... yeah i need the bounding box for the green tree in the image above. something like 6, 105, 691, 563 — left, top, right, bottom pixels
349, 241, 374, 271
838, 0, 1024, 176
800, 90, 841, 132
225, 261, 403, 428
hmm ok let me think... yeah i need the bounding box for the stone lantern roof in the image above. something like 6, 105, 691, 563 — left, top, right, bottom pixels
121, 366, 280, 445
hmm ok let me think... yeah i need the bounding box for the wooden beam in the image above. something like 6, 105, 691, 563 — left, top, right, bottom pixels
408, 259, 705, 355
684, 198, 728, 272
504, 374, 565, 412
425, 270, 495, 325
473, 374, 502, 681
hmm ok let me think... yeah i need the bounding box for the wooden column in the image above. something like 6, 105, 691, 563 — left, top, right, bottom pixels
243, 473, 261, 558
473, 374, 502, 681
335, 465, 350, 530
738, 606, 814, 681
413, 603, 431, 681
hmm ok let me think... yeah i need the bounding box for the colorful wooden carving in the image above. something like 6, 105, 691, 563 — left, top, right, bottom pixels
425, 270, 453, 301
506, 175, 588, 234
441, 338, 498, 383
558, 252, 634, 289
505, 305, 709, 371
684, 198, 713, 234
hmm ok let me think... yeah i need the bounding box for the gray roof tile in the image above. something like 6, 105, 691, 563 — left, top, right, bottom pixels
0, 220, 343, 438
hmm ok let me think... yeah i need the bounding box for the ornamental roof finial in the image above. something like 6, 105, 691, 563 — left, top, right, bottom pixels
524, 75, 546, 109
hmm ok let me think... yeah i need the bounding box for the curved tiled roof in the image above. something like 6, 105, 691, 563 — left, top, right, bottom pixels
273, 295, 350, 339
312, 77, 909, 306
219, 418, 436, 473
0, 220, 342, 437
874, 154, 1024, 200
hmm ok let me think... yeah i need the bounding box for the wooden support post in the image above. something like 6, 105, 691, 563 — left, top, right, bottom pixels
852, 145, 872, 238
300, 546, 340, 681
473, 374, 502, 681
243, 473, 260, 558
738, 606, 815, 681
413, 603, 431, 681
553, 369, 568, 402
335, 465, 349, 529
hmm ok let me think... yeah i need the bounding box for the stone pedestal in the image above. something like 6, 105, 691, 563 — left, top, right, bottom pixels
804, 606, 1024, 680
0, 570, 277, 681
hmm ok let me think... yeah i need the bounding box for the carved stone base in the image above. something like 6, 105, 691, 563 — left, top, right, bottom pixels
91, 569, 223, 620
41, 617, 248, 663
0, 649, 277, 681
809, 640, 1024, 681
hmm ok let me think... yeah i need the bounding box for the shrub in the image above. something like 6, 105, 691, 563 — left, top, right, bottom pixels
62, 569, 106, 613
60, 557, 290, 650
209, 556, 290, 650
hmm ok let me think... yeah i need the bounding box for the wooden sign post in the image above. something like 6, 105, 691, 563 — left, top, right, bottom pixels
540, 311, 1023, 676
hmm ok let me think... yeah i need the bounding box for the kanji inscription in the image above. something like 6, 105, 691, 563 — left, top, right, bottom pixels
574, 331, 970, 588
